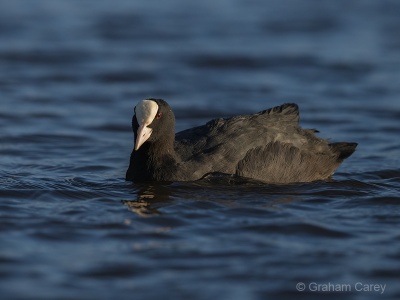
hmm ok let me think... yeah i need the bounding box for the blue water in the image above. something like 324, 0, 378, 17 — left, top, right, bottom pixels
1, 0, 400, 299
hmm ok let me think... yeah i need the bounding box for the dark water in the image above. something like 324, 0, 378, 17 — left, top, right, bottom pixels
1, 0, 400, 299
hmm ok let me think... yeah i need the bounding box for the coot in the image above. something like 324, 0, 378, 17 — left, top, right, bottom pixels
126, 98, 357, 183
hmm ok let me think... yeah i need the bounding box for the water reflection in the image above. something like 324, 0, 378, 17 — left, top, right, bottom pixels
121, 178, 305, 217
121, 177, 376, 217
122, 183, 173, 216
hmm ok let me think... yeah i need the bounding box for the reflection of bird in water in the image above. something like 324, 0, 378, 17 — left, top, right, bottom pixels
122, 183, 173, 216
121, 199, 160, 216
122, 177, 307, 216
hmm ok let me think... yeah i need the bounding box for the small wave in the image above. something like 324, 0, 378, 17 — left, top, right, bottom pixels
94, 70, 156, 84
0, 49, 90, 65
242, 222, 352, 238
363, 169, 400, 180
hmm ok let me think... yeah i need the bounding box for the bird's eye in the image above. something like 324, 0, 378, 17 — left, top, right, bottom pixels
155, 112, 163, 119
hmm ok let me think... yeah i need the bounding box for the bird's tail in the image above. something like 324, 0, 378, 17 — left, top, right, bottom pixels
329, 142, 358, 161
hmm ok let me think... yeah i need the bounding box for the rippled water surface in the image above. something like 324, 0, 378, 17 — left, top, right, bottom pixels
1, 0, 400, 299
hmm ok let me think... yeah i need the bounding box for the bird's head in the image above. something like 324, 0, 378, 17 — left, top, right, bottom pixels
132, 98, 175, 151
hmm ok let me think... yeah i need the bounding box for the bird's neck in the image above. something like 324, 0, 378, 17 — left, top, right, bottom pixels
127, 136, 177, 181
145, 131, 176, 162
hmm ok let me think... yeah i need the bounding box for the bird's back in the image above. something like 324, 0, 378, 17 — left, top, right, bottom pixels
174, 103, 356, 183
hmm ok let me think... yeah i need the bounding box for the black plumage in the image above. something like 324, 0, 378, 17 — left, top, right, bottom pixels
126, 98, 357, 183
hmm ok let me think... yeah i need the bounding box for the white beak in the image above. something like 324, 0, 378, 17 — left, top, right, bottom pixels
135, 124, 152, 150
134, 99, 159, 151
